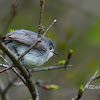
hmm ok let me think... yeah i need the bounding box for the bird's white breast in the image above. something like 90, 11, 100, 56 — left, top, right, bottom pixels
15, 45, 49, 69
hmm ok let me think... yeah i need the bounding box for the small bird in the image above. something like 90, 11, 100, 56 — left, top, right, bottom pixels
3, 29, 57, 70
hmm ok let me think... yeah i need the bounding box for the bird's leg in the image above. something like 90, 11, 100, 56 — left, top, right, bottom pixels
26, 70, 32, 80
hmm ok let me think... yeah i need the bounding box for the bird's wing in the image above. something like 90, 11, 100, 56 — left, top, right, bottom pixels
4, 34, 46, 52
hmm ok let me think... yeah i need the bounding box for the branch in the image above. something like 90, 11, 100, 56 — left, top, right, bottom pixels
83, 70, 99, 91
74, 70, 99, 100
93, 74, 100, 80
29, 65, 72, 72
0, 54, 27, 89
18, 19, 57, 60
0, 48, 72, 98
38, 0, 44, 38
0, 64, 24, 83
0, 54, 12, 83
0, 64, 9, 68
0, 79, 10, 100
42, 19, 57, 38
0, 79, 5, 92
0, 41, 39, 100
3, 0, 22, 33
3, 77, 18, 94
0, 54, 9, 64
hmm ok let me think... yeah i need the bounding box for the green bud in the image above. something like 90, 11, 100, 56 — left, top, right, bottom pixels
9, 29, 14, 33
41, 0, 43, 3
69, 49, 73, 54
78, 85, 83, 96
45, 84, 59, 90
57, 60, 66, 66
49, 85, 59, 90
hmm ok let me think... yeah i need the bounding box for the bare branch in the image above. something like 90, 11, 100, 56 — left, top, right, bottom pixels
0, 54, 9, 64
0, 54, 26, 84
0, 54, 13, 82
18, 40, 41, 60
38, 0, 45, 38
18, 19, 57, 60
3, 77, 18, 94
0, 79, 10, 100
0, 64, 9, 68
0, 79, 5, 91
13, 82, 24, 86
42, 19, 57, 38
30, 65, 72, 72
3, 0, 22, 33
93, 74, 100, 80
74, 70, 99, 100
0, 41, 39, 100
83, 70, 99, 91
6, 70, 12, 83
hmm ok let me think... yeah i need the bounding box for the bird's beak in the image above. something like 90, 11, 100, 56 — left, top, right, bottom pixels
53, 51, 58, 55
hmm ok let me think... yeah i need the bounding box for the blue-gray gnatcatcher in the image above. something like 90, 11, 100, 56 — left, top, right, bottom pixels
4, 29, 57, 69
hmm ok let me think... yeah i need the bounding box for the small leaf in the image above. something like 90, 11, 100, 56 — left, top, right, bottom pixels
57, 60, 66, 66
9, 29, 14, 33
45, 84, 59, 90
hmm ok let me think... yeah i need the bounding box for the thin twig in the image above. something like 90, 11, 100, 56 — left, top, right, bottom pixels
0, 64, 9, 68
13, 81, 24, 86
18, 40, 41, 60
3, 0, 22, 33
0, 41, 39, 100
83, 70, 99, 91
74, 70, 99, 100
0, 66, 13, 73
6, 70, 12, 83
0, 63, 27, 90
0, 63, 13, 73
0, 54, 12, 82
30, 65, 72, 72
12, 68, 26, 85
0, 79, 10, 100
3, 76, 18, 94
0, 79, 5, 92
42, 19, 57, 38
18, 19, 57, 60
0, 54, 9, 64
0, 67, 26, 95
0, 63, 27, 88
38, 0, 44, 38
93, 74, 100, 80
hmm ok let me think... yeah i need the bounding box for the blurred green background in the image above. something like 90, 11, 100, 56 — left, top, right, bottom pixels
0, 0, 100, 100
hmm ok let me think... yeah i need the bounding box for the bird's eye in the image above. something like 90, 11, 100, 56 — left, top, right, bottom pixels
50, 47, 52, 50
